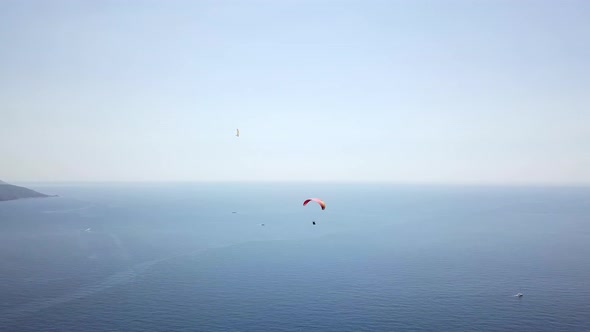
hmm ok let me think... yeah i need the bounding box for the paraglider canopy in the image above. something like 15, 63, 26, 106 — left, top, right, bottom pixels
303, 198, 326, 210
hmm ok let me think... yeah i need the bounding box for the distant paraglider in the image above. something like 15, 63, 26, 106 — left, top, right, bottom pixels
236, 128, 240, 137
304, 198, 325, 226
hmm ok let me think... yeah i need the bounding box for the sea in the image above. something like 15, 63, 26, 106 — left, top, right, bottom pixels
0, 182, 589, 331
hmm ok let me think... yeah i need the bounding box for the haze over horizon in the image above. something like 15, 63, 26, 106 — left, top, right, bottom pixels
1, 0, 589, 184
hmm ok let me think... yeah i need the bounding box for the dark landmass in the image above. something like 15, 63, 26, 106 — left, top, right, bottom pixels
0, 180, 56, 202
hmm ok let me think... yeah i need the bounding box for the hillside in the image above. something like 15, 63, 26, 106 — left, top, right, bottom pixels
0, 181, 53, 201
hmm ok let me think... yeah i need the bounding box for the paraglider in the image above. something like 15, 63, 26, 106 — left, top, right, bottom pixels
303, 198, 326, 210
303, 198, 325, 225
236, 128, 240, 137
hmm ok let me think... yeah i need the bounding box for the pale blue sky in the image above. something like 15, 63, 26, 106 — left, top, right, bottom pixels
1, 0, 589, 184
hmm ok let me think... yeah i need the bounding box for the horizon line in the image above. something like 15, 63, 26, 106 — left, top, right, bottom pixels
6, 179, 590, 188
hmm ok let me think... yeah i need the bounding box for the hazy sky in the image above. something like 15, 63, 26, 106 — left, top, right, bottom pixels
1, 0, 589, 184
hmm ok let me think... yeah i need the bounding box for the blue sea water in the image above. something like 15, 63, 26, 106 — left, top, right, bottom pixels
0, 183, 589, 331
